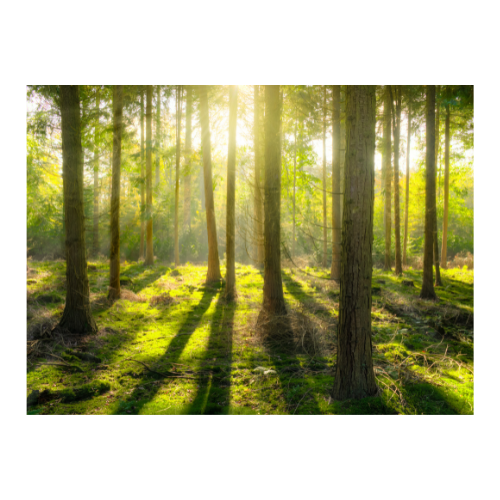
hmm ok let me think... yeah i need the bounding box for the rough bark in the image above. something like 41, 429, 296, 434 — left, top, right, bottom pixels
383, 86, 392, 270
225, 85, 238, 301
420, 85, 438, 300
58, 85, 97, 334
433, 86, 443, 286
322, 86, 327, 268
441, 93, 451, 269
183, 86, 193, 233
392, 86, 403, 275
253, 85, 264, 267
332, 85, 377, 401
145, 85, 154, 266
92, 87, 100, 257
108, 85, 123, 301
403, 93, 411, 266
139, 88, 145, 260
331, 85, 341, 281
174, 85, 182, 267
198, 85, 221, 283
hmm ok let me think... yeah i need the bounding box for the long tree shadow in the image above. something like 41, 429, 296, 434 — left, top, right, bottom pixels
113, 285, 219, 414
186, 293, 235, 415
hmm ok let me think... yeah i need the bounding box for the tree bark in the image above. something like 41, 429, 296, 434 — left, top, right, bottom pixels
403, 92, 411, 266
58, 85, 97, 334
331, 85, 341, 281
145, 85, 154, 266
322, 86, 327, 268
92, 87, 100, 257
183, 86, 193, 233
420, 85, 438, 300
292, 108, 297, 259
332, 85, 377, 400
433, 86, 443, 286
392, 86, 403, 275
199, 85, 221, 283
155, 85, 161, 188
108, 85, 123, 301
174, 85, 182, 267
253, 85, 264, 267
225, 85, 238, 301
139, 88, 145, 260
441, 92, 451, 269
383, 86, 392, 270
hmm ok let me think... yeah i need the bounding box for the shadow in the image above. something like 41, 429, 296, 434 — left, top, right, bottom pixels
399, 382, 463, 415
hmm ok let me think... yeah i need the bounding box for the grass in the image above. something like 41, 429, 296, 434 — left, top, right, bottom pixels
26, 259, 474, 415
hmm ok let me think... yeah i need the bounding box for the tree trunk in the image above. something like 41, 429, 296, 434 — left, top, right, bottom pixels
139, 88, 145, 260
383, 86, 392, 270
253, 85, 264, 267
292, 108, 297, 259
155, 85, 161, 188
58, 85, 97, 334
441, 93, 451, 269
108, 85, 123, 301
331, 85, 341, 281
174, 85, 182, 267
198, 85, 221, 283
332, 85, 377, 400
420, 85, 438, 300
261, 85, 287, 317
392, 86, 403, 275
433, 86, 443, 286
322, 86, 327, 268
225, 85, 238, 301
92, 87, 100, 257
183, 86, 193, 233
403, 93, 411, 266
145, 85, 154, 266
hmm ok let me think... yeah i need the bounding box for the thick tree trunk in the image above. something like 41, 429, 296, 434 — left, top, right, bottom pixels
322, 86, 327, 268
58, 85, 97, 334
420, 85, 438, 300
183, 86, 193, 233
392, 86, 403, 275
332, 85, 377, 401
174, 85, 182, 267
441, 96, 451, 269
139, 89, 145, 260
433, 86, 443, 286
383, 86, 392, 270
145, 85, 154, 266
261, 85, 287, 317
108, 85, 123, 301
253, 85, 264, 267
199, 85, 221, 283
225, 85, 238, 301
92, 87, 100, 257
403, 95, 411, 266
331, 85, 341, 281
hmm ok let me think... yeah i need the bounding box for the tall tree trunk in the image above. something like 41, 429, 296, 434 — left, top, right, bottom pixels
183, 86, 193, 233
145, 85, 154, 266
420, 85, 438, 300
139, 88, 145, 260
391, 86, 403, 275
433, 86, 443, 286
332, 85, 377, 401
92, 87, 100, 257
403, 93, 411, 266
174, 85, 182, 267
441, 93, 451, 269
292, 108, 297, 259
108, 85, 123, 301
322, 86, 327, 268
155, 85, 161, 188
58, 85, 97, 334
225, 85, 238, 301
261, 85, 287, 317
199, 85, 221, 283
383, 86, 392, 270
253, 85, 264, 267
331, 85, 341, 281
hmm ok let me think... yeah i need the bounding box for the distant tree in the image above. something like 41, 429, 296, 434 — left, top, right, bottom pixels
145, 85, 154, 266
383, 85, 392, 270
174, 85, 182, 267
58, 85, 97, 333
253, 85, 264, 267
441, 86, 451, 268
198, 85, 221, 283
321, 85, 327, 268
92, 86, 100, 257
403, 89, 412, 266
331, 85, 341, 281
155, 85, 161, 188
183, 86, 193, 233
292, 105, 298, 259
139, 87, 145, 260
333, 85, 377, 400
108, 85, 123, 301
433, 86, 443, 286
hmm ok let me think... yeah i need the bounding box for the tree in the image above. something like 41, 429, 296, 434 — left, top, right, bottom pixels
332, 85, 377, 400
58, 85, 97, 333
383, 85, 392, 270
183, 86, 193, 233
331, 85, 341, 281
253, 85, 264, 267
441, 86, 451, 268
92, 86, 100, 257
420, 85, 438, 300
433, 86, 443, 286
225, 85, 238, 301
139, 87, 145, 260
198, 85, 221, 283
403, 89, 411, 266
108, 85, 123, 301
174, 85, 182, 267
155, 85, 161, 188
391, 86, 403, 275
292, 106, 298, 258
321, 86, 327, 268
145, 85, 154, 266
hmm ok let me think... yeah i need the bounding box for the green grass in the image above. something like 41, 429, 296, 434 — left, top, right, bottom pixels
26, 260, 474, 415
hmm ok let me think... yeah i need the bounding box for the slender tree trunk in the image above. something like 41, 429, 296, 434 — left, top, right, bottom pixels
261, 85, 287, 317
183, 86, 192, 233
392, 86, 403, 275
331, 85, 341, 281
108, 85, 123, 300
322, 86, 327, 268
433, 86, 443, 286
292, 108, 297, 259
139, 89, 145, 260
420, 85, 438, 300
155, 85, 161, 188
403, 94, 411, 266
225, 85, 238, 301
199, 85, 221, 283
383, 86, 392, 270
253, 85, 264, 267
92, 87, 100, 257
441, 95, 451, 269
174, 85, 182, 267
332, 85, 377, 400
58, 85, 97, 334
145, 85, 154, 265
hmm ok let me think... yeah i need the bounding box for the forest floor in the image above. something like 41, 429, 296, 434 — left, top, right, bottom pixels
26, 260, 474, 415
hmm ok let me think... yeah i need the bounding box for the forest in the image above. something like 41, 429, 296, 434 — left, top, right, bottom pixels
26, 84, 474, 415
